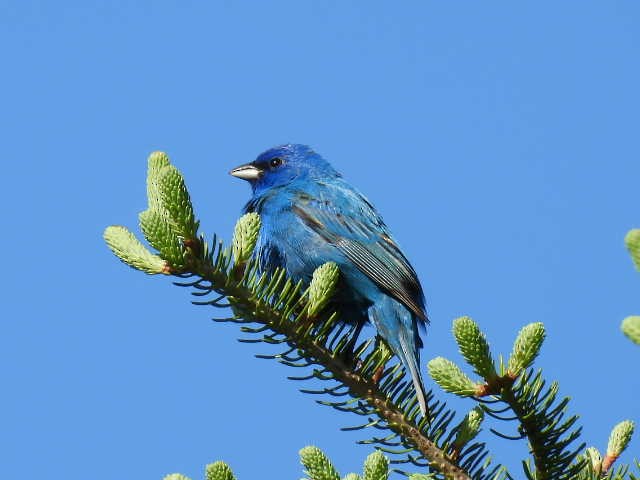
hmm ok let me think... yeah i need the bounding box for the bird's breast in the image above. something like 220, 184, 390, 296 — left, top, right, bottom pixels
250, 191, 381, 311
257, 205, 328, 280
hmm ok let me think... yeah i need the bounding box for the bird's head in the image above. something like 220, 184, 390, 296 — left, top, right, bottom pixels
230, 144, 339, 194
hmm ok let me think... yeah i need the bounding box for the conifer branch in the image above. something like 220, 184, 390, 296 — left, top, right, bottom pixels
177, 237, 475, 480
104, 152, 639, 480
104, 152, 506, 480
429, 319, 586, 480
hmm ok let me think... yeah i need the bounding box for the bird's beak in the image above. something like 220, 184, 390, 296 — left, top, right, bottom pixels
229, 162, 263, 181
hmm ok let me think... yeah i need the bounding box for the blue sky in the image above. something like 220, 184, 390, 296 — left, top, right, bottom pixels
2, 1, 639, 478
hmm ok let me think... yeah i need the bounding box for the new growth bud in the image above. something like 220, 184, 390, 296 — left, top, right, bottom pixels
231, 212, 261, 265
205, 461, 237, 480
103, 225, 169, 274
427, 357, 478, 397
307, 262, 340, 317
299, 446, 340, 480
362, 450, 389, 480
621, 316, 640, 346
139, 209, 185, 267
452, 317, 497, 381
147, 151, 171, 211
507, 322, 545, 377
584, 447, 602, 476
453, 406, 485, 451
625, 229, 640, 271
158, 164, 197, 239
128, 151, 199, 271
607, 420, 634, 458
602, 420, 635, 473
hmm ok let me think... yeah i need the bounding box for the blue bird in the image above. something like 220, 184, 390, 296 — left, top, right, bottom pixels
230, 144, 429, 416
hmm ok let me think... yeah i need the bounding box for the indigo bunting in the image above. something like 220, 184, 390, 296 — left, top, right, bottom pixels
230, 144, 429, 416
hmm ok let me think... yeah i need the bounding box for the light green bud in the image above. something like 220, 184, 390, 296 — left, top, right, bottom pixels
507, 322, 545, 376
452, 317, 497, 380
427, 357, 478, 397
103, 225, 168, 274
307, 262, 340, 317
300, 446, 340, 480
232, 212, 261, 265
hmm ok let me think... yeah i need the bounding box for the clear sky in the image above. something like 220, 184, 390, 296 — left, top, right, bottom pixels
2, 1, 639, 478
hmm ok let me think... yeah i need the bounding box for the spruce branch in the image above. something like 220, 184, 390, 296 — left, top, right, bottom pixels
163, 447, 640, 480
110, 154, 640, 480
188, 252, 493, 478
104, 153, 507, 480
162, 449, 409, 480
429, 318, 585, 480
572, 422, 638, 480
163, 448, 640, 480
497, 370, 584, 480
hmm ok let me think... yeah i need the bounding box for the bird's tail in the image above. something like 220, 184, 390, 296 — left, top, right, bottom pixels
397, 331, 429, 419
368, 301, 429, 419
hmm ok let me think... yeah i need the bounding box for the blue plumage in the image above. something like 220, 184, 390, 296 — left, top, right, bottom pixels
230, 144, 429, 416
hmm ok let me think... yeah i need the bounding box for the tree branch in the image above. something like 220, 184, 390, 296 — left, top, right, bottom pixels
185, 243, 473, 480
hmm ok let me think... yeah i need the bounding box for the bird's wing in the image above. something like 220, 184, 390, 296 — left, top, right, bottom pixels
291, 185, 427, 322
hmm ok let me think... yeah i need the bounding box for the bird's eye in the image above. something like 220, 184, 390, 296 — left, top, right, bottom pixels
270, 157, 283, 168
